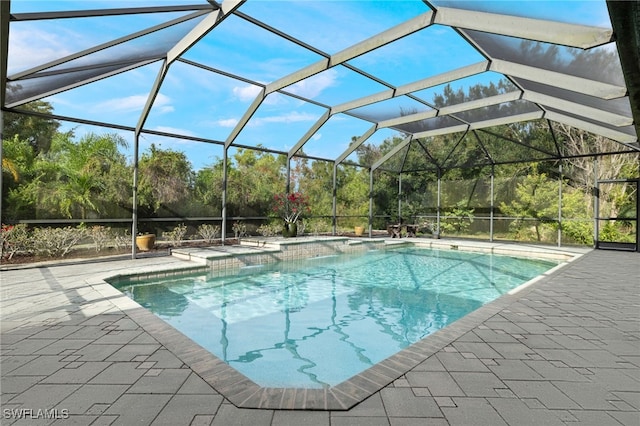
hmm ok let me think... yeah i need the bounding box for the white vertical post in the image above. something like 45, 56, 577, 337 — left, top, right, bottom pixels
221, 146, 228, 244
558, 163, 563, 247
437, 170, 442, 235
131, 132, 139, 259
332, 164, 337, 235
490, 165, 494, 242
369, 169, 374, 237
593, 157, 599, 248
286, 156, 291, 194
398, 173, 402, 223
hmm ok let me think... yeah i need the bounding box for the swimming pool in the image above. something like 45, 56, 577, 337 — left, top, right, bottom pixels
114, 246, 558, 388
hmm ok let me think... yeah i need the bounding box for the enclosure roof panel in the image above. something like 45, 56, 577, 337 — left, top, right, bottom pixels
2, 0, 637, 171
431, 1, 611, 27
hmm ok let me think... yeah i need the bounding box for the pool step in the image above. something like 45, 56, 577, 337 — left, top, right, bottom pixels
172, 237, 387, 267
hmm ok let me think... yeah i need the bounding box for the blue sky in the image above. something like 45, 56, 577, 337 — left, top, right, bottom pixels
8, 0, 613, 170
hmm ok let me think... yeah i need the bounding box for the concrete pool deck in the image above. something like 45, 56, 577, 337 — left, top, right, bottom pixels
1, 239, 639, 425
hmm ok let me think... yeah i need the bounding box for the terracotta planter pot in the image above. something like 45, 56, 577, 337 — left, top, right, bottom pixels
354, 226, 365, 236
136, 234, 156, 251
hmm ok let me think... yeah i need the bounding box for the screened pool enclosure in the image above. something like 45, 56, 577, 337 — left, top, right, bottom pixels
1, 0, 639, 255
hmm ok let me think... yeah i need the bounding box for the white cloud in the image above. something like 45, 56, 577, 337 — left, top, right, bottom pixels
92, 93, 172, 114
263, 92, 288, 105
46, 95, 75, 107
286, 69, 338, 99
250, 111, 318, 126
217, 118, 239, 127
7, 27, 73, 74
312, 133, 322, 141
153, 126, 197, 137
233, 85, 262, 102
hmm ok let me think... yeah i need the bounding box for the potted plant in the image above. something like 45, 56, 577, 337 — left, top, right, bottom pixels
135, 233, 156, 251
354, 225, 365, 236
272, 192, 309, 238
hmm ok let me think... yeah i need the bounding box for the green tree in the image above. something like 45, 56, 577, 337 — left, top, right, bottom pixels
138, 144, 193, 216
4, 132, 130, 219
193, 163, 224, 216
2, 135, 36, 184
226, 148, 285, 217
2, 136, 37, 219
3, 101, 61, 153
297, 159, 334, 217
1, 157, 19, 182
336, 163, 369, 227
497, 165, 594, 243
499, 168, 559, 242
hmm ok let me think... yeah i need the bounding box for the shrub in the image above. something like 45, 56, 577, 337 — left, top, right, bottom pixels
164, 223, 188, 247
600, 221, 635, 243
31, 226, 88, 257
89, 225, 112, 252
1, 224, 32, 259
113, 229, 132, 250
441, 201, 475, 235
306, 218, 331, 235
256, 222, 281, 237
197, 224, 220, 243
296, 219, 306, 236
232, 221, 246, 239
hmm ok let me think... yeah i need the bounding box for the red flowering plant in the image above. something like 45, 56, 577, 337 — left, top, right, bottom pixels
272, 192, 310, 224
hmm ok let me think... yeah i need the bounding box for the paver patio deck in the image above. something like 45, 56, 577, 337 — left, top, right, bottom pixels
1, 242, 638, 425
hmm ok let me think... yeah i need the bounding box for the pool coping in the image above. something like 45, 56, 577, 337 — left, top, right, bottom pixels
94, 238, 586, 410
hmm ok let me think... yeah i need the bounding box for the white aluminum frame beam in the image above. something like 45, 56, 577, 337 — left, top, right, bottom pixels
412, 124, 470, 140
7, 58, 159, 109
438, 91, 522, 116
139, 0, 240, 132
10, 10, 210, 80
378, 109, 438, 129
335, 125, 378, 165
469, 110, 544, 130
490, 59, 627, 99
267, 11, 434, 95
0, 0, 10, 108
332, 61, 489, 114
9, 4, 215, 21
545, 110, 639, 145
329, 12, 434, 67
136, 60, 170, 133
434, 7, 613, 49
396, 61, 490, 98
287, 62, 490, 161
224, 88, 266, 149
523, 91, 633, 127
372, 136, 413, 171
225, 10, 435, 149
376, 92, 522, 133
288, 110, 331, 158
167, 10, 223, 63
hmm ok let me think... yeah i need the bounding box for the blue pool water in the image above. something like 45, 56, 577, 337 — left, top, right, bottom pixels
115, 247, 557, 388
